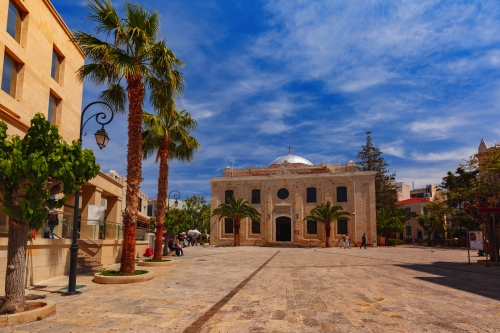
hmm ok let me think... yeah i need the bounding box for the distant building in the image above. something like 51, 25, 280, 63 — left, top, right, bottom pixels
411, 184, 436, 200
147, 198, 186, 218
395, 181, 410, 201
210, 151, 377, 247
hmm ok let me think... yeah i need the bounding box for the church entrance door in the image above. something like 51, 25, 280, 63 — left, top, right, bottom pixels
276, 216, 292, 242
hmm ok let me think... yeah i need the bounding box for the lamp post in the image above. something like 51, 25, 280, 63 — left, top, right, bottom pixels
167, 190, 181, 210
64, 101, 114, 296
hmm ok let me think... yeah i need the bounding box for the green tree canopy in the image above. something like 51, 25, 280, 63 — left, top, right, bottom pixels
0, 114, 100, 314
376, 206, 416, 237
356, 131, 395, 209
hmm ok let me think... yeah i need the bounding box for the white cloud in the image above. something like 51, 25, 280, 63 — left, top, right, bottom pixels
410, 147, 476, 162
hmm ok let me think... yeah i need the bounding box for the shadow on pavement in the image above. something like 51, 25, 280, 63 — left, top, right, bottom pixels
397, 261, 500, 301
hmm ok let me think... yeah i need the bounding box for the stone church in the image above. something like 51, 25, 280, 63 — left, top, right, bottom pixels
210, 151, 377, 247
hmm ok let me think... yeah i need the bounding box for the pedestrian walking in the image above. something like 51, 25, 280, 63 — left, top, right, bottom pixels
341, 236, 346, 249
345, 235, 351, 249
360, 233, 367, 249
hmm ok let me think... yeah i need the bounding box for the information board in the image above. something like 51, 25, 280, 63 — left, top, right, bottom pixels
469, 231, 483, 250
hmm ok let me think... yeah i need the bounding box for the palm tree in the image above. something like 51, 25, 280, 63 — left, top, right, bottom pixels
74, 0, 183, 274
212, 197, 261, 246
304, 202, 351, 247
142, 109, 199, 260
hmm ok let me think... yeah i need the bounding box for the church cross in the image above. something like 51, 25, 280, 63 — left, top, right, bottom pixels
287, 146, 292, 155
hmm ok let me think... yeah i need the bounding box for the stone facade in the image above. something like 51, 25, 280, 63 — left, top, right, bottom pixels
210, 155, 377, 247
0, 0, 85, 140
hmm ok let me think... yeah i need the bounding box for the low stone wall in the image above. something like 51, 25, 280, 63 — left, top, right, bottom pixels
0, 238, 72, 291
0, 238, 150, 292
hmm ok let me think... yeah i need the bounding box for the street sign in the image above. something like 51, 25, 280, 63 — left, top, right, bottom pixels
478, 207, 500, 213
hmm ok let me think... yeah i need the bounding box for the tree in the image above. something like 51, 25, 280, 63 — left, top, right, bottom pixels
142, 110, 199, 260
417, 215, 442, 246
303, 202, 351, 247
212, 197, 261, 246
376, 206, 416, 238
163, 208, 192, 244
425, 199, 452, 244
442, 155, 500, 256
0, 115, 99, 313
184, 194, 210, 236
74, 0, 183, 274
356, 131, 396, 209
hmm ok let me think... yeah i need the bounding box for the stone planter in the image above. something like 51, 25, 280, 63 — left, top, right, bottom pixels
0, 301, 56, 327
137, 259, 174, 267
93, 270, 154, 284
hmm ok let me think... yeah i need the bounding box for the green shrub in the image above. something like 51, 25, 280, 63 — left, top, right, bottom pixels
387, 238, 404, 246
99, 269, 148, 276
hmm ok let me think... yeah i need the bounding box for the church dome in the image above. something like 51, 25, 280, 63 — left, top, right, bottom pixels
269, 154, 313, 167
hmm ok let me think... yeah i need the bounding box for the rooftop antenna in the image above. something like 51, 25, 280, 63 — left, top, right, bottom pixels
231, 160, 234, 177
412, 181, 414, 190
287, 146, 292, 155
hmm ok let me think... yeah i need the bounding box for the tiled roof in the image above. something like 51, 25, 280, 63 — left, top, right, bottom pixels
396, 198, 429, 204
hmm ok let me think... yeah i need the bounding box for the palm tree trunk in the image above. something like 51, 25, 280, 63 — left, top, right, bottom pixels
120, 76, 145, 275
1, 219, 30, 314
234, 219, 241, 246
153, 137, 170, 260
325, 224, 331, 248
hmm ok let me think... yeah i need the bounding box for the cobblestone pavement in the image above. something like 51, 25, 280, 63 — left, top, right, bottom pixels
1, 246, 500, 333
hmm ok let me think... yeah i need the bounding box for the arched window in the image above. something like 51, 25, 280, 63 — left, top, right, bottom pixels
251, 189, 261, 204
225, 190, 234, 204
306, 187, 317, 203
337, 186, 348, 202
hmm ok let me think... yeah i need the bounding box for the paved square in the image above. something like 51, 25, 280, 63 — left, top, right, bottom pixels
2, 246, 500, 332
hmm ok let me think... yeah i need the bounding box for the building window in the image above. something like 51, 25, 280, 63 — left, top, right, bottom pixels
405, 207, 411, 214
138, 198, 142, 212
307, 220, 317, 234
251, 219, 260, 234
251, 189, 260, 204
406, 225, 412, 237
337, 186, 347, 202
147, 205, 153, 216
47, 93, 60, 124
306, 187, 317, 203
6, 1, 22, 43
51, 50, 62, 83
2, 53, 19, 97
224, 218, 233, 234
423, 207, 428, 216
224, 190, 234, 204
337, 219, 348, 234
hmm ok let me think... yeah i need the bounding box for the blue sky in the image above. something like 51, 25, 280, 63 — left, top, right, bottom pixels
52, 0, 500, 201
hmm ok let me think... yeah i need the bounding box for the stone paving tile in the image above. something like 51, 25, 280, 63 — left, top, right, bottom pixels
1, 246, 500, 332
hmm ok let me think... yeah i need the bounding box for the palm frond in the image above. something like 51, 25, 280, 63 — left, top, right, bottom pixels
98, 82, 126, 114
85, 0, 124, 42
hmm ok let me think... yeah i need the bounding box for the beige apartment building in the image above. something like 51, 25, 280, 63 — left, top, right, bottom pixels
0, 0, 148, 290
0, 0, 83, 140
210, 152, 377, 247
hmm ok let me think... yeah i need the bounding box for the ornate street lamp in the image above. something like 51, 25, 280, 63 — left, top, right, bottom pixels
168, 190, 181, 210
64, 101, 114, 296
